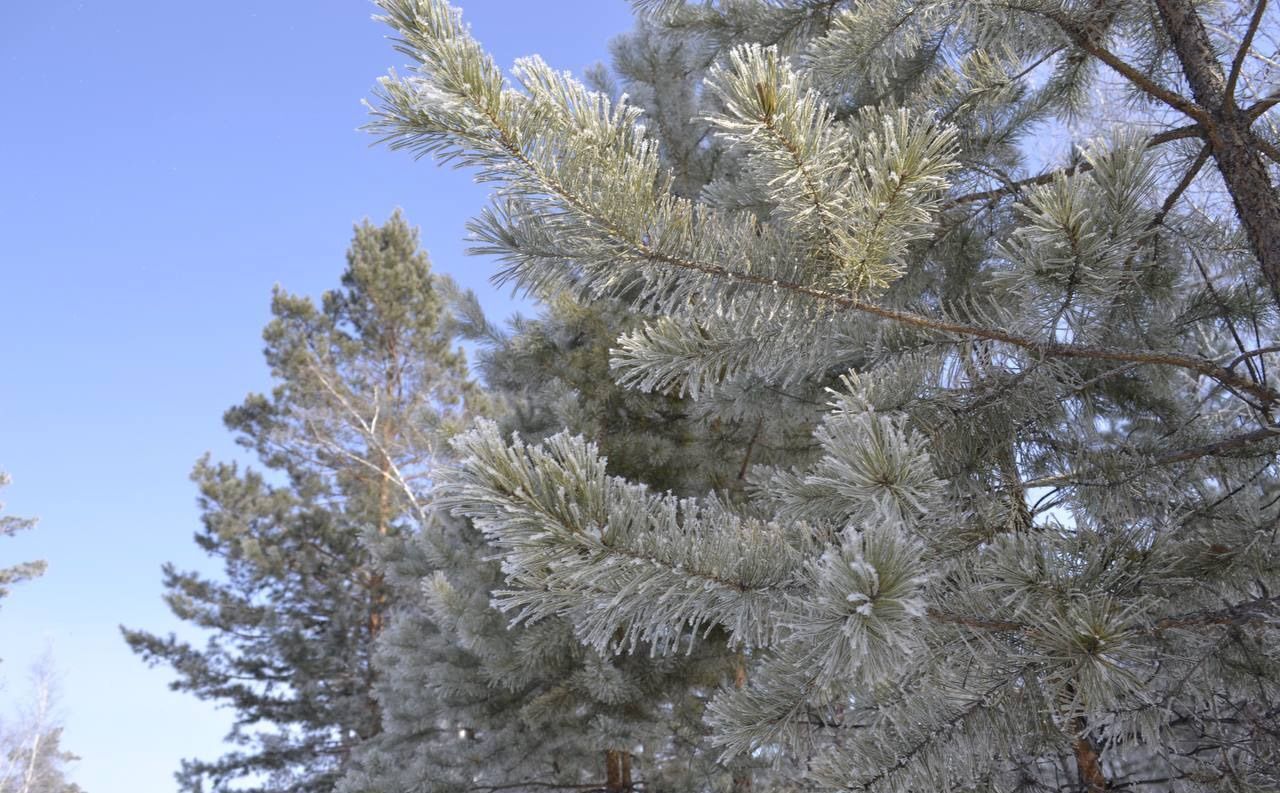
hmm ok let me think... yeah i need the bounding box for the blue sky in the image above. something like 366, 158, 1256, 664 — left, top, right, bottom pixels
0, 2, 635, 790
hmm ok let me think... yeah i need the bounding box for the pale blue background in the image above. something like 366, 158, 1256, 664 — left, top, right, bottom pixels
0, 2, 635, 790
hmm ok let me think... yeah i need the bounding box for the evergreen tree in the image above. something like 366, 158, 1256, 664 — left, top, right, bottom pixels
123, 212, 482, 793
0, 473, 44, 620
371, 1, 1280, 790
339, 292, 750, 793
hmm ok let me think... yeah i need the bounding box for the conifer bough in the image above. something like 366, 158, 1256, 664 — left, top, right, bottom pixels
374, 1, 1280, 790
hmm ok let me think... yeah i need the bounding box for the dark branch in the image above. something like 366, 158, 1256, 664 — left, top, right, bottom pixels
1225, 0, 1268, 105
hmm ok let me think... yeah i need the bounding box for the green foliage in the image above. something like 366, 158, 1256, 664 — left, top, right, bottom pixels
373, 1, 1280, 790
123, 212, 481, 793
0, 473, 44, 611
343, 290, 752, 792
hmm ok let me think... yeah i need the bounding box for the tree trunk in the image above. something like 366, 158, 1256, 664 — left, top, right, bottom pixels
731, 653, 752, 793
1070, 715, 1108, 792
367, 452, 391, 640
364, 351, 402, 740
1153, 0, 1280, 309
605, 749, 631, 792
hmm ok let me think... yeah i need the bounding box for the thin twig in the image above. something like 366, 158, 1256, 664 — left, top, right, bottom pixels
1227, 344, 1280, 371
1190, 247, 1263, 387
305, 358, 436, 529
1154, 144, 1212, 227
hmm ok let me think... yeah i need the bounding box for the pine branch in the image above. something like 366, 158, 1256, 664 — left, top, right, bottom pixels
372, 5, 1276, 406
1225, 0, 1268, 106
370, 6, 1280, 789
945, 123, 1203, 208
1155, 594, 1280, 630
444, 422, 808, 653
1020, 424, 1280, 490
931, 594, 1280, 638
1026, 3, 1212, 124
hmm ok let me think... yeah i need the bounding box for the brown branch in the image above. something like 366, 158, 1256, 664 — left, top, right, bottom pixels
1254, 135, 1280, 164
1154, 424, 1280, 464
1022, 424, 1280, 488
649, 236, 1273, 407
1154, 144, 1212, 226
1247, 92, 1280, 119
1037, 5, 1211, 124
945, 124, 1203, 208
1225, 0, 1268, 105
926, 608, 1023, 632
1156, 595, 1280, 631
1072, 715, 1110, 793
1227, 344, 1280, 371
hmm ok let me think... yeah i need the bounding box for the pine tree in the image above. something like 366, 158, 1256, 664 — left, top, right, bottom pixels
0, 473, 45, 620
371, 1, 1280, 790
123, 212, 483, 793
339, 291, 751, 793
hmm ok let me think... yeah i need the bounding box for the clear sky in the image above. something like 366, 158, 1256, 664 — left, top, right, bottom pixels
0, 2, 635, 791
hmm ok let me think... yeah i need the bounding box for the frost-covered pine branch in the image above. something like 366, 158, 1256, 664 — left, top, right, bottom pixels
374, 0, 1280, 789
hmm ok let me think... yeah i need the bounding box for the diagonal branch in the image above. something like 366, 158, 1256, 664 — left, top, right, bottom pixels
945, 124, 1203, 208
1254, 135, 1280, 164
1034, 5, 1211, 124
1225, 0, 1268, 104
377, 22, 1278, 409
303, 357, 436, 529
1247, 92, 1280, 119
1022, 424, 1280, 489
1154, 144, 1212, 226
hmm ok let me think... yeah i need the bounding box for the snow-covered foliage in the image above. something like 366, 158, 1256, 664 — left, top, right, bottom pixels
364, 0, 1280, 790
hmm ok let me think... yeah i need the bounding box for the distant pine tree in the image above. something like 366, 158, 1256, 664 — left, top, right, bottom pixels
0, 472, 45, 618
123, 212, 483, 793
371, 1, 1280, 790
